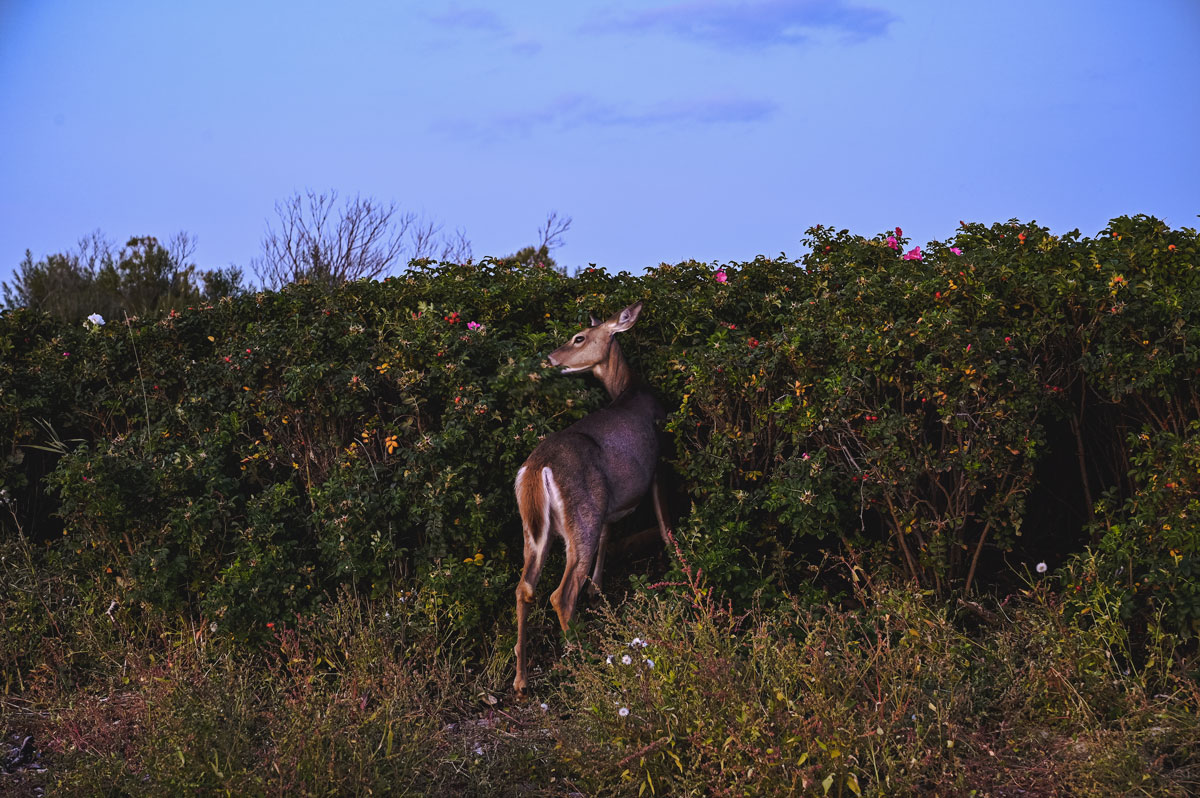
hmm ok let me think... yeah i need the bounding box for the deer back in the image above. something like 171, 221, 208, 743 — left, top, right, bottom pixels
526, 384, 664, 523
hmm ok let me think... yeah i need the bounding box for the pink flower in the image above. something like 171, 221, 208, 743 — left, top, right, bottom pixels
715, 270, 727, 283
950, 247, 962, 256
467, 321, 481, 331
902, 245, 923, 261
895, 226, 903, 238
886, 236, 898, 250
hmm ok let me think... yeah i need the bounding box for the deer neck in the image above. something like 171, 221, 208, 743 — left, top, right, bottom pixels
593, 338, 634, 399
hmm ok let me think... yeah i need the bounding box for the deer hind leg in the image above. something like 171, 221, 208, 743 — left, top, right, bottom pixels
546, 472, 602, 632
550, 529, 595, 632
513, 466, 552, 695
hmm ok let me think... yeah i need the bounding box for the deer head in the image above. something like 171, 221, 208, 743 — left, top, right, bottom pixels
547, 301, 643, 385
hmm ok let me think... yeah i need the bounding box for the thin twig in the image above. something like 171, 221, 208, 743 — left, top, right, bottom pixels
124, 312, 152, 442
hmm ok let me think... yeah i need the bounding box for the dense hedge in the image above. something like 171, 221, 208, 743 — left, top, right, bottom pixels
2, 215, 1197, 642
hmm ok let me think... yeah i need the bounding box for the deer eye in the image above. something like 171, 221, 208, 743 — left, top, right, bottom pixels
574, 335, 585, 344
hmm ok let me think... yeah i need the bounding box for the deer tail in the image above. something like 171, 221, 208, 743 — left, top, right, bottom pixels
515, 465, 552, 551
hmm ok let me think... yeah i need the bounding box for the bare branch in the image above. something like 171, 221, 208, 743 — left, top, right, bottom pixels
536, 211, 572, 252
253, 189, 416, 289
439, 227, 473, 264
73, 230, 114, 276
408, 218, 444, 262
166, 231, 197, 270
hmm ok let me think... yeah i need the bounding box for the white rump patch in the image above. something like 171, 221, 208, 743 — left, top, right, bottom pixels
541, 466, 566, 558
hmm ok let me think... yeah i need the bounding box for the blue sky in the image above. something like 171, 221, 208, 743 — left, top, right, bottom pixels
1, 0, 1197, 284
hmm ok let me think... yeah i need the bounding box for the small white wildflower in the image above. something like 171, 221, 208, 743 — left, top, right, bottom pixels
86, 313, 105, 327
630, 637, 643, 647
540, 702, 548, 712
209, 622, 218, 632
618, 707, 629, 718
621, 654, 632, 665
1036, 562, 1048, 574
605, 655, 613, 666
645, 658, 655, 669
473, 744, 484, 756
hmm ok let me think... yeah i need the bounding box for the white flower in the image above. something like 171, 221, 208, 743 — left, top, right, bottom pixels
86, 313, 105, 326
621, 654, 632, 665
1036, 562, 1048, 574
618, 707, 629, 717
540, 703, 548, 712
605, 655, 613, 666
645, 658, 655, 669
630, 637, 643, 647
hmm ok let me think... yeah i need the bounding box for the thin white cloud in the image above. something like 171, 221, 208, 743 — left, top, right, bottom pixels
589, 0, 895, 47
433, 92, 777, 141
428, 5, 508, 33
473, 93, 778, 137
426, 6, 543, 55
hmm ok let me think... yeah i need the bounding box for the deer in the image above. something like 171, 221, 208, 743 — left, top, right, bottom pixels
512, 300, 671, 695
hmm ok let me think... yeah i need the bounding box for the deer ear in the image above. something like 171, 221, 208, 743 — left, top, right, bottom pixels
609, 301, 643, 333
590, 314, 601, 327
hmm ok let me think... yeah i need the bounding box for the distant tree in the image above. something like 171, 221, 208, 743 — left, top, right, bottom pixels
3, 230, 119, 318
253, 190, 477, 288
3, 250, 100, 319
409, 220, 473, 265
202, 265, 248, 301
3, 231, 239, 320
253, 190, 399, 288
495, 211, 572, 272
98, 235, 202, 317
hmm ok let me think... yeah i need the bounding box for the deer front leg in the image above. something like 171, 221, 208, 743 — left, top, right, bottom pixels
587, 523, 610, 599
651, 475, 673, 546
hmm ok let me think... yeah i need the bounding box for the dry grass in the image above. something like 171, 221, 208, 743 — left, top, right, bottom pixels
2, 538, 1198, 796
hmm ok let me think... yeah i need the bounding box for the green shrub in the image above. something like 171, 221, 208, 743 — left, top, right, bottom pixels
1068, 422, 1200, 647
1, 217, 1198, 642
